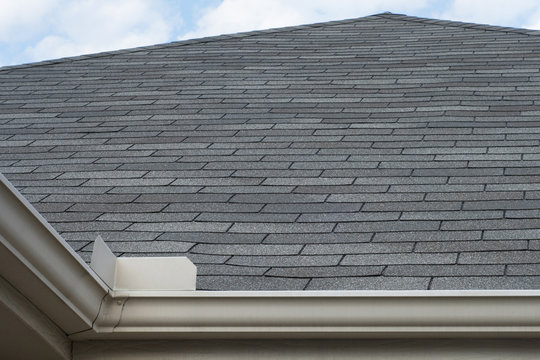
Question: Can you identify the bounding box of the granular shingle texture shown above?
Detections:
[1,13,540,290]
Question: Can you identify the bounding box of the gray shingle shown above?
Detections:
[197,276,309,290]
[427,191,522,201]
[229,222,334,234]
[302,243,413,254]
[136,193,232,203]
[441,218,540,231]
[230,193,327,203]
[195,212,299,222]
[183,253,231,265]
[127,222,232,232]
[96,213,198,222]
[266,266,384,278]
[83,240,194,253]
[328,193,425,202]
[400,210,503,221]
[342,253,457,266]
[262,203,362,213]
[227,255,342,267]
[65,202,166,214]
[191,244,302,256]
[307,277,430,290]
[464,200,540,210]
[373,231,482,242]
[336,220,440,233]
[51,221,130,232]
[163,202,263,213]
[42,194,138,203]
[506,264,540,275]
[264,233,372,244]
[3,12,540,291]
[415,240,528,253]
[157,232,266,244]
[458,251,540,264]
[61,231,160,242]
[363,201,462,212]
[431,276,540,289]
[262,177,354,186]
[384,264,504,276]
[57,170,147,179]
[196,264,269,276]
[298,212,400,222]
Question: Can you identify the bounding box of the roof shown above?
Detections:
[3,172,540,360]
[1,12,539,291]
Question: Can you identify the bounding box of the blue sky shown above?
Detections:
[2,0,540,67]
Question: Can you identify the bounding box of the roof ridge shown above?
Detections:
[377,12,540,36]
[2,12,539,72]
[0,13,384,72]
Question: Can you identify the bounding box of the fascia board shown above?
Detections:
[72,338,540,360]
[0,174,109,334]
[71,289,540,340]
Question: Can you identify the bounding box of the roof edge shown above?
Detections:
[0,173,109,334]
[0,13,383,72]
[1,173,539,356]
[3,12,538,72]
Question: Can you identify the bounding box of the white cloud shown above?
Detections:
[179,0,430,40]
[21,0,181,63]
[0,0,59,43]
[437,0,539,28]
[522,7,540,29]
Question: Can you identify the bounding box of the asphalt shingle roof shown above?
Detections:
[1,13,540,290]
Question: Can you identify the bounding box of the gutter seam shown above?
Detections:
[111,296,127,334]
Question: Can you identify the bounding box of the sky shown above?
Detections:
[2,0,540,67]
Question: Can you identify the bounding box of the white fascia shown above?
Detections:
[1,172,540,345]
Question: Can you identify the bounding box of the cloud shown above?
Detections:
[437,0,539,28]
[179,0,430,40]
[521,6,540,29]
[0,0,59,43]
[20,0,181,63]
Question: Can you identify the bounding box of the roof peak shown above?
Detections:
[2,12,539,72]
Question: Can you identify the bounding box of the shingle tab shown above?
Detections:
[307,277,430,290]
[342,253,457,266]
[431,276,540,290]
[458,251,540,264]
[2,12,540,290]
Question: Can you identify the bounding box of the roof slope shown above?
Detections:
[1,13,539,290]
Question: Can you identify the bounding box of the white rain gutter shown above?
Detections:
[1,173,540,358]
[78,289,540,340]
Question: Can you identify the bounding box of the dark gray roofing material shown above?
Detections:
[1,13,540,290]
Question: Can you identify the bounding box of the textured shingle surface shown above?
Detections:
[1,13,540,290]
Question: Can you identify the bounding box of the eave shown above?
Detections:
[1,172,540,359]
